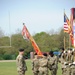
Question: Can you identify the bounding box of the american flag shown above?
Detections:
[64,13,69,33]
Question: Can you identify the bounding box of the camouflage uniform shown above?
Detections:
[32,55,39,75]
[48,55,58,75]
[70,50,75,75]
[66,50,72,75]
[16,54,27,75]
[60,51,68,75]
[39,54,48,75]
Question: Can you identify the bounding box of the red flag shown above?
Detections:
[70,8,75,47]
[22,24,30,40]
[22,23,43,56]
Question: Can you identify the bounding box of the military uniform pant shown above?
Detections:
[66,66,71,75]
[39,67,48,75]
[50,68,57,75]
[62,68,67,75]
[71,68,75,75]
[18,71,25,75]
[33,71,39,75]
[62,67,71,75]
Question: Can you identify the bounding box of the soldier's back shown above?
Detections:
[32,57,39,71]
[39,56,48,75]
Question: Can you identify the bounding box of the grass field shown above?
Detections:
[0,60,62,75]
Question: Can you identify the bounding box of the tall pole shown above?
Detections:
[69,35,71,48]
[64,36,65,49]
[9,11,11,47]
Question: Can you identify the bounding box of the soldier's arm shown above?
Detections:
[18,56,24,70]
[31,60,34,70]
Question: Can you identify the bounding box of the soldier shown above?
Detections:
[65,49,72,75]
[32,52,39,75]
[48,51,58,75]
[59,48,67,75]
[16,48,27,75]
[39,53,48,75]
[59,48,65,58]
[70,49,75,75]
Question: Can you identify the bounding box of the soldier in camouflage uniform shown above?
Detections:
[48,51,58,75]
[16,48,27,75]
[70,49,75,75]
[39,53,48,75]
[32,53,39,75]
[66,49,73,75]
[59,48,67,75]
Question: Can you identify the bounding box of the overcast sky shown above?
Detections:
[0,0,75,35]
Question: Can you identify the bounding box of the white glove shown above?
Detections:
[69,63,72,66]
[64,62,67,65]
[73,62,75,64]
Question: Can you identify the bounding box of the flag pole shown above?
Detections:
[9,11,11,47]
[64,36,65,49]
[64,9,66,49]
[22,23,43,56]
[69,35,71,48]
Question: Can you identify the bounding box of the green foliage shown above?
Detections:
[0,28,71,60]
[3,54,12,60]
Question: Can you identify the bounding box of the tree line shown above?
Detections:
[0,28,72,60]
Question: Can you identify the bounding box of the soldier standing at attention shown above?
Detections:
[39,53,48,75]
[32,53,39,75]
[59,48,66,75]
[16,48,27,75]
[70,49,75,75]
[48,51,58,75]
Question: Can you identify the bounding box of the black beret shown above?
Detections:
[43,53,47,56]
[60,48,64,51]
[19,48,24,52]
[34,52,37,55]
[49,51,53,54]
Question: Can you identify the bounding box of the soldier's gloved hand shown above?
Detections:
[69,63,72,66]
[73,62,75,64]
[64,62,67,65]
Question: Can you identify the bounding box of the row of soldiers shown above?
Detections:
[16,48,58,75]
[16,48,75,75]
[32,48,75,75]
[59,48,75,75]
[32,51,58,75]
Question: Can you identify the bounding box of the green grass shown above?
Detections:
[0,60,62,75]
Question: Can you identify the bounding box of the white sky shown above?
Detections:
[0,0,75,35]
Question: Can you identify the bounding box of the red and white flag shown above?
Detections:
[22,23,30,40]
[22,23,43,56]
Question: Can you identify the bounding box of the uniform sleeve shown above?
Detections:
[32,59,34,70]
[19,56,24,70]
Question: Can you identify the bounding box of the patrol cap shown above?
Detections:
[43,53,47,56]
[61,48,64,50]
[49,51,53,55]
[34,52,37,55]
[19,48,24,52]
